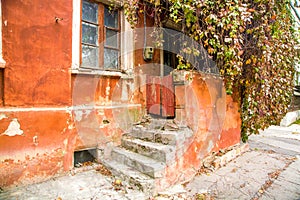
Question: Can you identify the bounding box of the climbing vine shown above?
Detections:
[122,0,300,141]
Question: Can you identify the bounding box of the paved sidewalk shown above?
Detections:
[0,125,300,200]
[0,170,147,200]
[184,150,299,200]
[182,124,300,200]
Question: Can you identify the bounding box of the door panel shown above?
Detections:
[161,75,175,118]
[146,75,175,118]
[146,75,161,116]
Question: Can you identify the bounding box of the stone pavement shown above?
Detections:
[1,124,300,200]
[0,169,147,200]
[182,124,300,200]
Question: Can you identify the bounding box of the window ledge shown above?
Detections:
[71,68,122,77]
[71,68,134,79]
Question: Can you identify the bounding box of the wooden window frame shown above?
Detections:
[103,6,121,71]
[81,0,121,71]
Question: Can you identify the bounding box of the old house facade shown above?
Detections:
[0,0,241,192]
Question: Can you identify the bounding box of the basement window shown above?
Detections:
[74,148,97,167]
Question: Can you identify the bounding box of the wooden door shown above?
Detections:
[146,75,175,118]
[161,75,175,118]
[146,75,161,116]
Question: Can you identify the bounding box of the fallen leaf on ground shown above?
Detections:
[268,170,280,179]
[112,179,123,191]
[231,168,237,173]
[95,164,112,176]
[82,161,93,166]
[114,179,122,186]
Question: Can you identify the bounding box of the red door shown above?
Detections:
[146,75,161,116]
[146,75,175,118]
[161,75,175,117]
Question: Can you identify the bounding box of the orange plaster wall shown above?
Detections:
[184,73,241,153]
[0,0,143,186]
[0,69,3,105]
[134,13,161,76]
[0,105,141,188]
[0,106,141,188]
[73,106,141,150]
[71,74,142,149]
[0,0,145,189]
[132,14,162,111]
[71,74,145,107]
[157,73,241,190]
[2,0,72,106]
[0,0,74,188]
[217,95,241,149]
[71,74,122,106]
[0,1,241,190]
[0,110,76,187]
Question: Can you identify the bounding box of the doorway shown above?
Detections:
[146,27,180,118]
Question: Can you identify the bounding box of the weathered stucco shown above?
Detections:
[2,0,72,106]
[0,110,75,187]
[153,72,241,190]
[0,104,142,187]
[0,0,241,189]
[0,0,142,188]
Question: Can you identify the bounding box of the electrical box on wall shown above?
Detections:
[143,46,154,61]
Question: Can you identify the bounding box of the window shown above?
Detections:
[163,30,179,76]
[81,0,120,70]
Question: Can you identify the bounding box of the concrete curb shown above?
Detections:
[280,110,300,127]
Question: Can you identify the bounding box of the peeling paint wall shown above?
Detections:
[0,69,3,106]
[182,73,241,152]
[0,0,143,188]
[156,72,241,189]
[0,110,76,187]
[2,0,72,106]
[0,0,75,188]
[1,118,23,136]
[0,0,241,189]
[0,105,141,188]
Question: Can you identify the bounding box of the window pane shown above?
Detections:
[82,0,98,23]
[104,48,119,69]
[82,23,98,45]
[82,45,99,68]
[104,7,118,28]
[105,29,118,48]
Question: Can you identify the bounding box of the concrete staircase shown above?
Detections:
[101,119,193,196]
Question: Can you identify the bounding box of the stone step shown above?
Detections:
[147,118,171,129]
[101,159,155,196]
[129,126,193,146]
[250,134,300,153]
[121,136,176,163]
[261,126,300,141]
[111,147,166,178]
[128,127,157,142]
[0,192,11,200]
